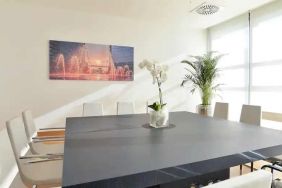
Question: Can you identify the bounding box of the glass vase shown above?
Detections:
[149,107,169,128]
[197,104,212,116]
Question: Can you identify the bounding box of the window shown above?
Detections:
[209,14,249,120]
[251,2,282,113]
[208,0,282,127]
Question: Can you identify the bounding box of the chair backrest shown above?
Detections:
[203,170,272,188]
[213,102,229,120]
[240,104,262,126]
[83,103,104,116]
[6,117,30,177]
[117,102,135,115]
[22,111,47,154]
[146,101,152,114]
[6,117,62,187]
[22,110,36,141]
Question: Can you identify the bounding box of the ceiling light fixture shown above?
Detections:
[196,3,219,15]
[190,1,223,16]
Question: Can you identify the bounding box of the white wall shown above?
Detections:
[0,1,206,187]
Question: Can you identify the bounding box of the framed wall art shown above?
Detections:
[49,40,134,81]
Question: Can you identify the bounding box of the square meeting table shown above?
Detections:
[62,111,282,188]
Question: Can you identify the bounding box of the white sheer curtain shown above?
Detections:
[208,14,249,121]
[251,0,282,114]
[208,0,282,127]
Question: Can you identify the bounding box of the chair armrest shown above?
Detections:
[32,136,64,140]
[32,138,64,143]
[39,127,65,130]
[273,161,282,166]
[20,153,63,159]
[25,158,62,164]
[261,164,282,172]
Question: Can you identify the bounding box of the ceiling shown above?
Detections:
[16,0,275,28]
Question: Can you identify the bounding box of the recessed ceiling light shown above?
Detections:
[196,4,220,15]
[190,1,223,16]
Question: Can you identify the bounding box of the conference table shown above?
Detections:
[62,111,282,187]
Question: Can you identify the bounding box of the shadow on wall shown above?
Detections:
[35,53,200,128]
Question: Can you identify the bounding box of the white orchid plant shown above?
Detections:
[139,60,168,112]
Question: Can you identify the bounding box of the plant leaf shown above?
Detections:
[180,51,225,104]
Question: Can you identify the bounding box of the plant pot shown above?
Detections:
[197,104,212,116]
[149,107,169,128]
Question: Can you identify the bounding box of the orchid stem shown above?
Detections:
[156,72,163,106]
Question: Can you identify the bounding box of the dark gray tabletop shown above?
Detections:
[62,111,282,187]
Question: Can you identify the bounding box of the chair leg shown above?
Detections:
[251,162,254,172]
[240,164,242,175]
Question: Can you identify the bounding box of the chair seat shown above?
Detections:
[30,142,64,154]
[20,158,62,187]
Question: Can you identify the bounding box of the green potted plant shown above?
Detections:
[181,51,223,116]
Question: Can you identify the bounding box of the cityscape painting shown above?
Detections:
[49,40,134,81]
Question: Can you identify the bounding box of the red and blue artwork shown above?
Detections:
[49,40,134,81]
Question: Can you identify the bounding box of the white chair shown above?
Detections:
[22,110,38,141]
[117,102,135,115]
[22,110,64,144]
[83,102,104,116]
[239,104,262,173]
[240,104,262,126]
[203,170,272,188]
[22,111,64,155]
[29,140,64,155]
[22,110,65,132]
[6,117,62,188]
[146,101,151,114]
[213,102,229,120]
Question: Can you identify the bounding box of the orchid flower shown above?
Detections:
[139,60,169,111]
